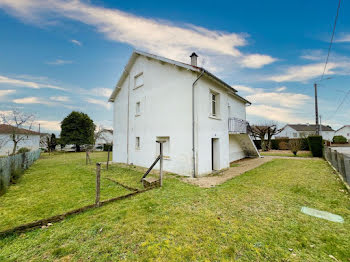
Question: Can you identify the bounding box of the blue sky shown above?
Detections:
[0,0,349,133]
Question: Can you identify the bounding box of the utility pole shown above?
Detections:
[314,83,320,135]
[319,115,322,133]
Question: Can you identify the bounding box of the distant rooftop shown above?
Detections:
[0,124,40,135]
[288,124,334,132]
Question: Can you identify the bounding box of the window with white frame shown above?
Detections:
[134,73,144,89]
[156,136,170,159]
[293,132,298,138]
[210,91,220,117]
[135,137,140,150]
[136,101,141,116]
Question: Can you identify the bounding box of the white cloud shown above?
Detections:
[265,62,339,82]
[275,86,287,92]
[0,0,275,69]
[85,98,111,109]
[335,34,350,43]
[35,120,61,131]
[241,54,277,69]
[231,85,256,93]
[70,39,82,46]
[49,96,70,102]
[46,59,73,65]
[246,92,311,108]
[13,97,55,106]
[0,89,15,98]
[247,104,312,123]
[91,87,113,98]
[0,75,65,90]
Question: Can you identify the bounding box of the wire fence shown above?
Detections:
[324,146,350,187]
[0,149,41,194]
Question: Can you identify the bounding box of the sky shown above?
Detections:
[0,0,350,134]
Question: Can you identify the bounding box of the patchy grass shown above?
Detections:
[0,157,350,261]
[0,152,129,231]
[261,150,313,158]
[230,163,240,167]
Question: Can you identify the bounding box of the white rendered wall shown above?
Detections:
[0,134,40,155]
[229,135,245,162]
[335,126,350,141]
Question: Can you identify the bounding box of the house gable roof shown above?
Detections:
[287,124,334,132]
[108,50,250,105]
[336,125,350,132]
[0,124,40,135]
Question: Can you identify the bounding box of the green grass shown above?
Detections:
[260,151,313,158]
[0,152,129,231]
[1,155,350,261]
[230,163,240,167]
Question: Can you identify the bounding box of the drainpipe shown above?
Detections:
[192,69,205,178]
[126,70,131,164]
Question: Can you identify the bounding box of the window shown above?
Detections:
[136,101,141,116]
[293,132,298,138]
[211,93,216,116]
[156,136,170,159]
[135,137,140,150]
[347,133,350,137]
[134,73,144,89]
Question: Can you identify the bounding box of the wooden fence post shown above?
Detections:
[159,142,163,187]
[107,146,110,170]
[95,163,101,207]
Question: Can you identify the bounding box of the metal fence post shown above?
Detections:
[95,163,101,207]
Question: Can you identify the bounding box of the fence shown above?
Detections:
[324,146,350,187]
[0,149,41,193]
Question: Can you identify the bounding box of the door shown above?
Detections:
[211,138,220,171]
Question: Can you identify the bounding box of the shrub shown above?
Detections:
[103,144,113,151]
[289,139,302,156]
[278,141,289,150]
[17,147,30,154]
[333,135,347,144]
[307,136,323,157]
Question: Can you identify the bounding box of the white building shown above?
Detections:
[109,51,259,177]
[335,125,350,142]
[0,124,40,155]
[276,124,335,141]
[95,129,113,150]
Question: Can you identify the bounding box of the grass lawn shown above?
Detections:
[1,155,350,261]
[260,150,313,158]
[0,152,130,231]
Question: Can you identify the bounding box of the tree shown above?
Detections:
[0,110,35,155]
[289,139,302,156]
[249,123,283,151]
[41,133,57,153]
[60,111,95,152]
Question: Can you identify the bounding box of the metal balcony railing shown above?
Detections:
[228,117,248,134]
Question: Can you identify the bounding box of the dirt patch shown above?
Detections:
[183,156,319,188]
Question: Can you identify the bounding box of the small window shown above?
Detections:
[156,136,170,158]
[211,93,216,116]
[347,133,350,137]
[136,102,141,115]
[134,73,144,89]
[210,91,220,117]
[135,137,140,150]
[293,132,298,138]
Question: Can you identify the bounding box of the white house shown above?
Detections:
[335,125,350,141]
[109,50,259,177]
[0,124,40,155]
[95,129,113,150]
[276,124,335,141]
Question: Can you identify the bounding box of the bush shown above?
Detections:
[103,144,113,151]
[278,141,289,150]
[307,136,323,157]
[333,135,347,144]
[289,139,302,156]
[17,147,30,154]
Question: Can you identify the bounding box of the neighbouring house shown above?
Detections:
[108,50,259,177]
[0,124,40,155]
[335,125,350,142]
[95,129,113,151]
[276,124,335,141]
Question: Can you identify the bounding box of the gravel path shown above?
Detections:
[183,156,321,188]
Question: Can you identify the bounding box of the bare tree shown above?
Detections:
[0,110,35,155]
[249,122,284,151]
[289,139,302,156]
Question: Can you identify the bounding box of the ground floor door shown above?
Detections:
[211,138,220,171]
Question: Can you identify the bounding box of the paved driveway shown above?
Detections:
[331,147,350,156]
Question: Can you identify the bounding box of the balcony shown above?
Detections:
[228,117,248,134]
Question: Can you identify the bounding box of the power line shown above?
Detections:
[320,0,341,82]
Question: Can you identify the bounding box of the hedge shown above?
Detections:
[253,138,309,151]
[333,135,347,144]
[307,135,323,157]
